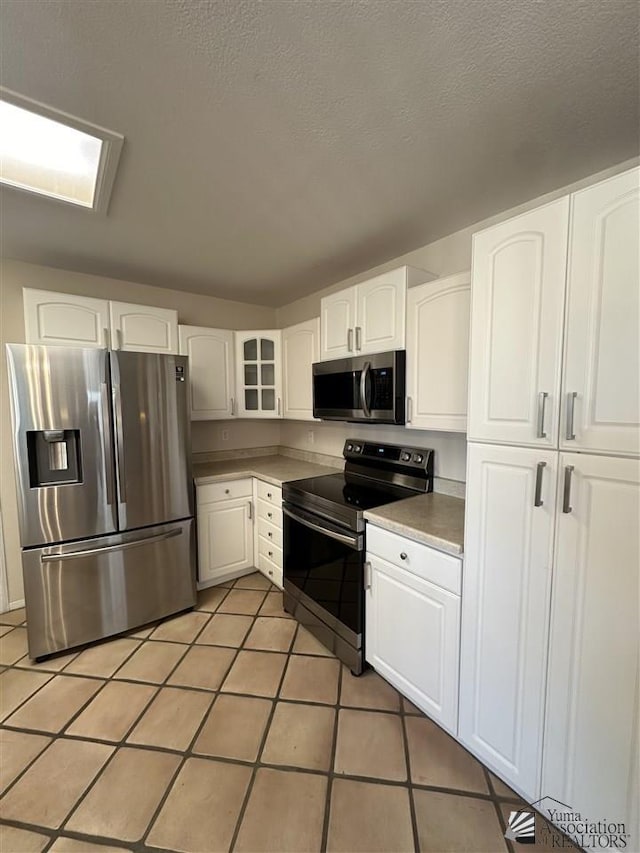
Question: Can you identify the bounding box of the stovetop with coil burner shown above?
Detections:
[283,439,434,532]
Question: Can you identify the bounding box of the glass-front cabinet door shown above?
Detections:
[235,331,283,418]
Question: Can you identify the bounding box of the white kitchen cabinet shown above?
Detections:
[197,479,254,587]
[560,167,640,456]
[235,331,282,418]
[109,301,178,353]
[253,480,283,587]
[366,525,461,735]
[406,271,470,432]
[459,442,558,800]
[320,287,357,360]
[319,266,432,360]
[23,288,179,354]
[282,318,320,421]
[468,198,569,448]
[543,453,639,841]
[23,289,110,348]
[179,326,235,420]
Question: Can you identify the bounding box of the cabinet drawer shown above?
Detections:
[257,550,283,587]
[257,517,283,548]
[197,479,253,505]
[258,535,283,568]
[256,480,282,506]
[366,525,461,595]
[257,500,282,528]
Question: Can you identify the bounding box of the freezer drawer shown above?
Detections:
[22,519,196,659]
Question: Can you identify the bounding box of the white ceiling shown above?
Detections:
[1,0,638,307]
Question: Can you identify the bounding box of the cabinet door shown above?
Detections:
[179,326,235,420]
[406,272,470,432]
[468,198,569,447]
[459,443,557,800]
[197,497,253,584]
[235,331,282,418]
[320,287,357,360]
[356,268,407,354]
[23,288,109,348]
[366,554,460,734]
[282,318,320,421]
[560,167,640,456]
[110,301,178,353]
[543,453,639,842]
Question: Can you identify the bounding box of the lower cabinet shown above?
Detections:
[196,479,254,587]
[458,443,557,801]
[196,477,283,589]
[542,453,639,841]
[365,525,461,735]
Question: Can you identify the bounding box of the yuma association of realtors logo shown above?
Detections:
[505,809,535,844]
[504,796,631,849]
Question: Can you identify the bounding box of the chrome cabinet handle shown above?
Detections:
[248,501,253,520]
[267,492,272,498]
[117,328,123,350]
[103,327,110,348]
[566,392,577,440]
[537,392,548,438]
[364,561,372,590]
[268,550,273,557]
[355,326,362,351]
[225,488,230,495]
[347,328,354,352]
[562,465,575,513]
[230,397,236,416]
[400,552,408,561]
[534,461,546,507]
[268,531,273,538]
[406,396,413,424]
[277,397,281,416]
[267,511,273,519]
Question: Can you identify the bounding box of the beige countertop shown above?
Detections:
[193,454,340,487]
[364,492,465,556]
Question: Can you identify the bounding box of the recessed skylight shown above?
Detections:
[0,89,123,212]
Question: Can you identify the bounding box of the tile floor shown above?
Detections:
[0,573,575,853]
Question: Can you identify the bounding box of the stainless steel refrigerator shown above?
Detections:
[6,344,196,659]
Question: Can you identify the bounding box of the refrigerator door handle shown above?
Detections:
[100,369,116,509]
[40,527,182,563]
[110,355,127,517]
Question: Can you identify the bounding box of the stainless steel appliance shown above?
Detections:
[312,350,406,424]
[283,439,433,674]
[6,344,196,659]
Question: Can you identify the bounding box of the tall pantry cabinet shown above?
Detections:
[460,166,639,840]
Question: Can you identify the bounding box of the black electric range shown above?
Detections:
[282,439,434,674]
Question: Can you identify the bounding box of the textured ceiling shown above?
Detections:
[0,0,638,307]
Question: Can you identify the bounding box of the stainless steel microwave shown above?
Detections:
[312,350,406,424]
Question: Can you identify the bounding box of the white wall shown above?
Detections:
[0,258,277,606]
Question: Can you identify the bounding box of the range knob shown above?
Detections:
[346,443,353,452]
[400,451,412,462]
[413,453,424,464]
[353,444,362,452]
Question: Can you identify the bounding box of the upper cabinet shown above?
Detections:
[23,289,111,348]
[406,271,470,432]
[320,266,433,360]
[560,168,640,456]
[179,326,235,420]
[468,198,570,447]
[23,289,178,354]
[109,301,178,353]
[282,318,320,421]
[468,166,639,457]
[235,331,282,418]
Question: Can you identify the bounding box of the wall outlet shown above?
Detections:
[221,429,229,441]
[307,430,314,444]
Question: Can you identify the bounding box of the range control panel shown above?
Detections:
[343,439,433,471]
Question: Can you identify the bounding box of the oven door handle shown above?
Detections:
[360,361,372,418]
[283,506,362,550]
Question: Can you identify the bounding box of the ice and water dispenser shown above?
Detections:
[26,429,82,487]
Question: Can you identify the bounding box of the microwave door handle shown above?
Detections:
[360,361,372,418]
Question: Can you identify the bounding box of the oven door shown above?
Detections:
[312,350,406,424]
[283,504,364,645]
